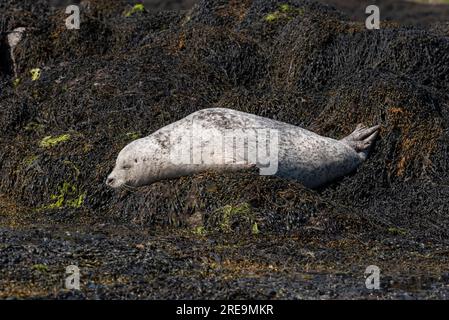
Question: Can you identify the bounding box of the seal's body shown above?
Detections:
[107,108,379,189]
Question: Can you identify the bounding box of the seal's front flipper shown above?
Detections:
[341,124,381,160]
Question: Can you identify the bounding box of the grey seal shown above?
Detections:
[107,108,379,189]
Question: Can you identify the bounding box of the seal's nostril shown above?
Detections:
[107,178,115,186]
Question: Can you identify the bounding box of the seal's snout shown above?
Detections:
[106,177,115,188]
[106,170,121,188]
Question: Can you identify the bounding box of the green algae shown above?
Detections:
[125,4,145,17]
[44,182,86,210]
[39,134,71,148]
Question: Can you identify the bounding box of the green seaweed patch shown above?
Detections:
[22,155,38,167]
[125,132,142,140]
[264,4,305,22]
[192,226,207,236]
[13,78,21,88]
[212,203,260,235]
[125,3,145,17]
[387,227,408,236]
[44,182,86,210]
[66,193,86,209]
[39,134,71,148]
[32,264,49,272]
[25,122,45,133]
[280,4,291,12]
[265,13,278,22]
[30,68,41,81]
[252,222,260,235]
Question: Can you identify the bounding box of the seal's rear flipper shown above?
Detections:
[341,124,380,160]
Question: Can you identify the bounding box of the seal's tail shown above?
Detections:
[341,124,381,161]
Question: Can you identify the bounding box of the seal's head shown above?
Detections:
[106,140,154,189]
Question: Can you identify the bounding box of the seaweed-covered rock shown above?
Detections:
[0,0,449,244]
